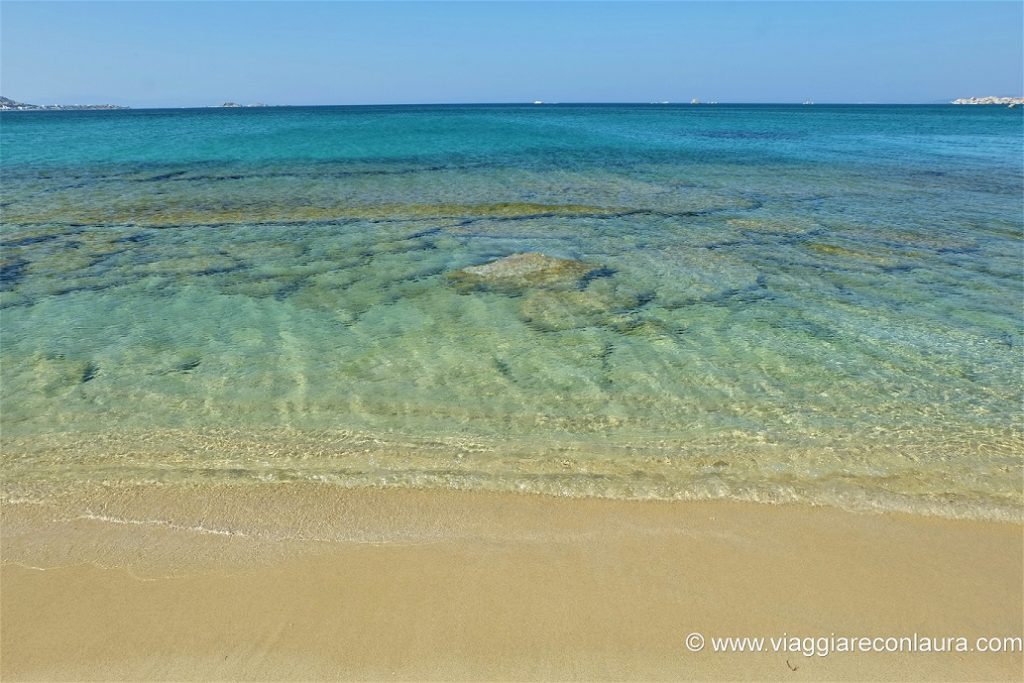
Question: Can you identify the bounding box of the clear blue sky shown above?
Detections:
[2,1,1021,107]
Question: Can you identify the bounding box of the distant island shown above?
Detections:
[219,102,269,108]
[0,96,128,111]
[952,96,1023,106]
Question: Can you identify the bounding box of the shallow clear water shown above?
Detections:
[2,104,1021,519]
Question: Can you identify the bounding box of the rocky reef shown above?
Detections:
[0,200,630,229]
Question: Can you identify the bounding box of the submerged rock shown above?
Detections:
[447,253,662,331]
[518,277,652,332]
[24,353,99,395]
[449,252,598,293]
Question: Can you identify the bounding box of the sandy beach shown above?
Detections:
[2,486,1021,681]
[3,1,1023,681]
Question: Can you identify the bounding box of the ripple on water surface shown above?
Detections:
[1,105,1021,521]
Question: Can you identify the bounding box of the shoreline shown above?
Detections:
[2,484,1022,680]
[4,428,1021,525]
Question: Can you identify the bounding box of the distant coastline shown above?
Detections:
[952,96,1023,106]
[217,102,272,108]
[4,96,1024,111]
[0,96,127,111]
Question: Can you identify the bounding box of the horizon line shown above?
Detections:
[4,100,1011,110]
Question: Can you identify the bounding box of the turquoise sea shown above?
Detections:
[1,104,1021,520]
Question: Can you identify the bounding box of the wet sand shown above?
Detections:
[1,486,1022,681]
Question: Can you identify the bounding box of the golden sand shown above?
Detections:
[1,486,1021,681]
